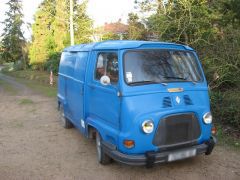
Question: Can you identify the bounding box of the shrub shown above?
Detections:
[200,28,240,91]
[44,52,61,75]
[211,90,240,129]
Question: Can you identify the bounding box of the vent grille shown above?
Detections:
[184,95,193,105]
[162,97,172,108]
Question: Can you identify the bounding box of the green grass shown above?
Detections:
[19,98,34,105]
[3,70,57,98]
[215,124,240,151]
[28,108,36,113]
[1,62,14,73]
[26,81,57,97]
[12,122,24,128]
[4,69,58,86]
[0,79,17,95]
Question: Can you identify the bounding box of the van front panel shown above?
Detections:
[117,48,211,154]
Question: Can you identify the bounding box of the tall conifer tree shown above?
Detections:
[1,0,26,66]
[29,0,56,67]
[29,0,93,68]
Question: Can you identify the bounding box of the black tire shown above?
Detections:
[96,131,112,165]
[59,104,73,129]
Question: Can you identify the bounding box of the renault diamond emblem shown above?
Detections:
[176,96,181,104]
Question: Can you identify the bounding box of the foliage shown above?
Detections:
[29,0,56,68]
[52,0,69,52]
[127,13,146,40]
[215,123,240,151]
[101,32,120,41]
[0,0,26,68]
[43,52,61,74]
[201,28,240,90]
[211,90,240,129]
[146,0,217,45]
[220,0,240,27]
[29,0,93,69]
[74,0,93,44]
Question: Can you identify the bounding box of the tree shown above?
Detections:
[29,0,56,69]
[219,0,240,27]
[29,0,93,69]
[0,0,26,68]
[52,0,70,52]
[147,0,217,46]
[101,32,120,41]
[74,0,93,44]
[127,13,146,40]
[52,0,92,48]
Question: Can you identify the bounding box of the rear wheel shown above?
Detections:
[96,131,112,165]
[59,104,73,129]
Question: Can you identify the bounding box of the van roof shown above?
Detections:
[63,40,194,52]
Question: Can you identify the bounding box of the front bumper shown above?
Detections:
[102,136,216,166]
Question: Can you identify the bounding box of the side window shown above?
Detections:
[75,52,88,81]
[95,52,119,83]
[62,52,76,76]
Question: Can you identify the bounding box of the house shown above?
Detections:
[91,19,128,42]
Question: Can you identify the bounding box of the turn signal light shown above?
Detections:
[211,126,217,135]
[123,140,135,148]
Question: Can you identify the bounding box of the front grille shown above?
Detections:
[153,113,201,148]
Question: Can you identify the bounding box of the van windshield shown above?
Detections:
[124,50,203,85]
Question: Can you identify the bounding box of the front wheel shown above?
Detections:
[96,132,112,165]
[59,104,73,129]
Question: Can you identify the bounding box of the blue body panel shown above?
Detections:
[58,40,212,155]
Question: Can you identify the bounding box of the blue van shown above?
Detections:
[58,40,216,166]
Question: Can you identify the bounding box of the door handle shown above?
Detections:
[80,86,84,95]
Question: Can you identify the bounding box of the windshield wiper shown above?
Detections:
[163,76,198,85]
[128,80,168,86]
[128,80,159,85]
[163,76,187,80]
[188,80,198,85]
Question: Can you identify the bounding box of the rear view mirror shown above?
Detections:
[100,75,111,86]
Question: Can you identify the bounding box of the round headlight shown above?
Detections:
[203,112,212,124]
[142,120,154,134]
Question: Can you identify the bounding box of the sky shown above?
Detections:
[0,0,136,40]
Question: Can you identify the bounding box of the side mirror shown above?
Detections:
[100,75,111,86]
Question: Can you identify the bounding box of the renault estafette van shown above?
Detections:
[57,40,216,167]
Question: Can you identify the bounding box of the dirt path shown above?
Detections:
[0,72,33,95]
[0,73,239,180]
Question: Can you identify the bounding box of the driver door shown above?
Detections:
[87,51,121,129]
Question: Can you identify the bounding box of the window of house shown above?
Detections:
[95,52,119,84]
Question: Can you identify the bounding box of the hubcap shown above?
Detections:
[59,106,66,126]
[96,133,101,161]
